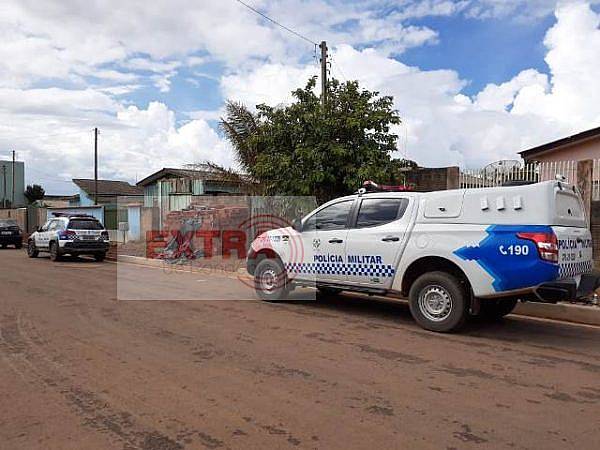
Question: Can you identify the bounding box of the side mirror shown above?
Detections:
[292,218,302,232]
[36,226,42,232]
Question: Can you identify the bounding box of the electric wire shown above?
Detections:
[234,0,317,46]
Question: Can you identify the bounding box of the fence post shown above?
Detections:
[446,167,460,190]
[577,159,593,228]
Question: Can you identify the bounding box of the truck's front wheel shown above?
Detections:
[254,258,289,302]
[409,271,468,332]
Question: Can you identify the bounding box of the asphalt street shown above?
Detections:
[1,248,599,449]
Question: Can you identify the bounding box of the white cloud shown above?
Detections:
[222,63,320,108]
[2,0,600,195]
[221,2,600,168]
[466,0,600,20]
[109,102,234,179]
[0,97,234,194]
[474,69,549,112]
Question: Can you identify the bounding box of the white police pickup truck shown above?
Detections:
[247,180,599,332]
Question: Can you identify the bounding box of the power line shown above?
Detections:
[330,53,348,82]
[233,0,317,46]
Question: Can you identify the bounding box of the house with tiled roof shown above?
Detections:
[70,178,144,232]
[519,126,600,163]
[71,179,143,205]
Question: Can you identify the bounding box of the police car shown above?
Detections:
[27,214,109,262]
[247,180,599,332]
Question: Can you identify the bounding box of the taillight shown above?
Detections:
[59,230,77,240]
[517,232,558,262]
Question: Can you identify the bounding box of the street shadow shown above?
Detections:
[38,254,104,263]
[282,291,600,354]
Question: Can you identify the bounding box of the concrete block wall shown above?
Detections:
[590,201,600,263]
[404,166,460,191]
[147,204,251,263]
[0,208,27,231]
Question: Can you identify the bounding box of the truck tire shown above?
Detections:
[49,241,62,262]
[409,271,468,332]
[27,240,39,258]
[94,252,106,262]
[254,258,289,302]
[480,298,518,320]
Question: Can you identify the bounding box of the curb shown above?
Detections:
[116,255,248,278]
[117,254,164,267]
[513,302,600,327]
[116,255,600,327]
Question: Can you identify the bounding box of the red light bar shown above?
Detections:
[362,180,413,192]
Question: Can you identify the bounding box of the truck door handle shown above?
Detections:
[381,236,400,242]
[328,238,344,244]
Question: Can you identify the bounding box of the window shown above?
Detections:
[68,219,104,230]
[47,220,60,231]
[355,198,408,228]
[0,219,18,227]
[304,201,353,231]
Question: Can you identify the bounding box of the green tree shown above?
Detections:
[221,77,401,203]
[24,184,45,203]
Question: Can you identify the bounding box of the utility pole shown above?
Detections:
[319,41,328,108]
[11,150,15,207]
[94,127,98,205]
[1,164,6,209]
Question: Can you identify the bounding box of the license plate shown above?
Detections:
[1,231,11,235]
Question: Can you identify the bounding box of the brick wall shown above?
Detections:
[0,208,27,230]
[145,201,251,272]
[404,167,460,191]
[590,201,600,263]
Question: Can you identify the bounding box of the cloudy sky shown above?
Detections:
[1,0,600,194]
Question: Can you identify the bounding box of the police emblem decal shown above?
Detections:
[312,238,321,250]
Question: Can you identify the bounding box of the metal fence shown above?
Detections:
[460,160,579,190]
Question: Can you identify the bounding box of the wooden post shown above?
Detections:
[319,41,327,109]
[94,127,99,205]
[577,159,593,228]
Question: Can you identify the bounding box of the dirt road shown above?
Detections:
[1,249,599,449]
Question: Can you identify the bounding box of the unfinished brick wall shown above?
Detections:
[404,167,460,191]
[590,201,600,263]
[0,208,27,231]
[146,203,251,266]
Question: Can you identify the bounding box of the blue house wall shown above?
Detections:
[0,160,26,207]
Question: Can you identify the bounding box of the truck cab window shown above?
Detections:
[355,198,408,228]
[303,200,353,231]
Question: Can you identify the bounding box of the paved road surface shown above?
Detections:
[1,249,599,449]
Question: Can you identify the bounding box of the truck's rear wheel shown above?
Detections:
[409,271,468,332]
[254,258,289,302]
[480,298,518,320]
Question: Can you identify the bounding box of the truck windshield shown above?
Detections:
[67,219,104,230]
[0,219,18,227]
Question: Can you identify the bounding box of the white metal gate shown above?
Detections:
[460,161,578,190]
